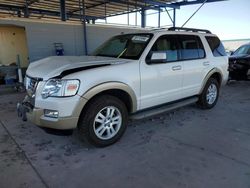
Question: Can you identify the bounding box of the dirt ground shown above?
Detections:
[0,81,250,188]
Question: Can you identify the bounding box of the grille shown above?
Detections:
[25,76,42,97]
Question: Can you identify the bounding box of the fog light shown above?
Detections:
[44,109,59,118]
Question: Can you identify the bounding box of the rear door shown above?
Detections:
[178,34,209,98]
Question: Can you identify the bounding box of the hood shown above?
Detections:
[26,56,131,80]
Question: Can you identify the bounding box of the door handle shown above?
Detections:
[172,65,182,71]
[203,61,210,66]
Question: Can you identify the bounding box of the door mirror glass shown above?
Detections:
[148,52,167,64]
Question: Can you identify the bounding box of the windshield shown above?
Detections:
[233,45,250,56]
[92,33,153,60]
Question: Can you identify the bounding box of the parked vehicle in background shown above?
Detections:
[229,44,250,81]
[17,27,229,147]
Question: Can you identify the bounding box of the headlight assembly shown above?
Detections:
[41,79,80,99]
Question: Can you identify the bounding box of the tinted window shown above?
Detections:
[179,35,205,60]
[148,35,178,62]
[233,45,250,55]
[205,36,226,57]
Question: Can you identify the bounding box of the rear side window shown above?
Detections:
[178,35,205,60]
[205,36,226,57]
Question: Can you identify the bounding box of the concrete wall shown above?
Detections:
[0,18,144,65]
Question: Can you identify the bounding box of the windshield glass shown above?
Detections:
[233,45,250,55]
[92,33,153,60]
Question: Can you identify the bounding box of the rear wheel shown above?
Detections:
[78,95,128,147]
[198,78,219,109]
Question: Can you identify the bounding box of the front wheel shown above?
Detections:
[78,95,128,147]
[197,78,219,109]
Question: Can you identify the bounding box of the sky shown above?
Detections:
[102,0,250,40]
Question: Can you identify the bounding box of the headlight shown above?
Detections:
[41,79,80,99]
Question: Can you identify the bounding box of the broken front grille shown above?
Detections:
[25,76,42,97]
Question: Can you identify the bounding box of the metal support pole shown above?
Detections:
[82,0,88,55]
[127,0,129,25]
[24,0,29,18]
[135,0,137,26]
[173,8,176,27]
[135,11,137,26]
[17,10,21,17]
[141,8,146,28]
[78,0,83,22]
[181,0,208,27]
[60,0,66,21]
[105,3,107,24]
[158,8,161,28]
[165,8,174,23]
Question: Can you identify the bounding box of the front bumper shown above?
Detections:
[28,108,79,130]
[17,95,88,130]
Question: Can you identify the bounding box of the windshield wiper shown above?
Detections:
[117,48,127,58]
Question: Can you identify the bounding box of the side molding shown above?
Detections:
[82,82,137,113]
[199,68,223,94]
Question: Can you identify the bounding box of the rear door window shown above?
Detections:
[205,36,226,57]
[178,35,206,60]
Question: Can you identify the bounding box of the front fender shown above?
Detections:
[81,82,137,113]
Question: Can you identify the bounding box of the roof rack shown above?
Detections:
[168,27,212,34]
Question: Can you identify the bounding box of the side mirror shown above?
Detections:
[147,52,167,64]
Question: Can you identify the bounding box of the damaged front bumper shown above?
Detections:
[17,95,34,121]
[17,95,82,130]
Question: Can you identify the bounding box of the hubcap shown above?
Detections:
[206,83,218,105]
[93,106,122,140]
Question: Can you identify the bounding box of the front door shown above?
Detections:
[140,35,183,110]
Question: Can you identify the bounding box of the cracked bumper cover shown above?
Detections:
[18,95,88,130]
[26,108,79,130]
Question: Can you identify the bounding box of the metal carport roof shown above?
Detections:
[0,0,226,22]
[0,0,227,55]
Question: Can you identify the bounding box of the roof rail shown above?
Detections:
[168,27,212,34]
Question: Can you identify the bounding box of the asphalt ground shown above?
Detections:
[0,81,250,188]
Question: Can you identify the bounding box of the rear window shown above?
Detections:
[178,35,206,60]
[205,36,226,57]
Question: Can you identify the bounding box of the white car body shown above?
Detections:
[22,29,228,131]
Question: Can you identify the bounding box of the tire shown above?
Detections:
[78,95,128,147]
[197,78,220,109]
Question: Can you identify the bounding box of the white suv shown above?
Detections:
[18,27,228,147]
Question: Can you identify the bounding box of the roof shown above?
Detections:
[0,0,227,22]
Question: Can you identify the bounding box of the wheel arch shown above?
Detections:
[81,82,137,114]
[199,68,223,94]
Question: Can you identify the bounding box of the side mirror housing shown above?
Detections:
[147,52,167,64]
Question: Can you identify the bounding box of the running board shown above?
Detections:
[130,97,199,120]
